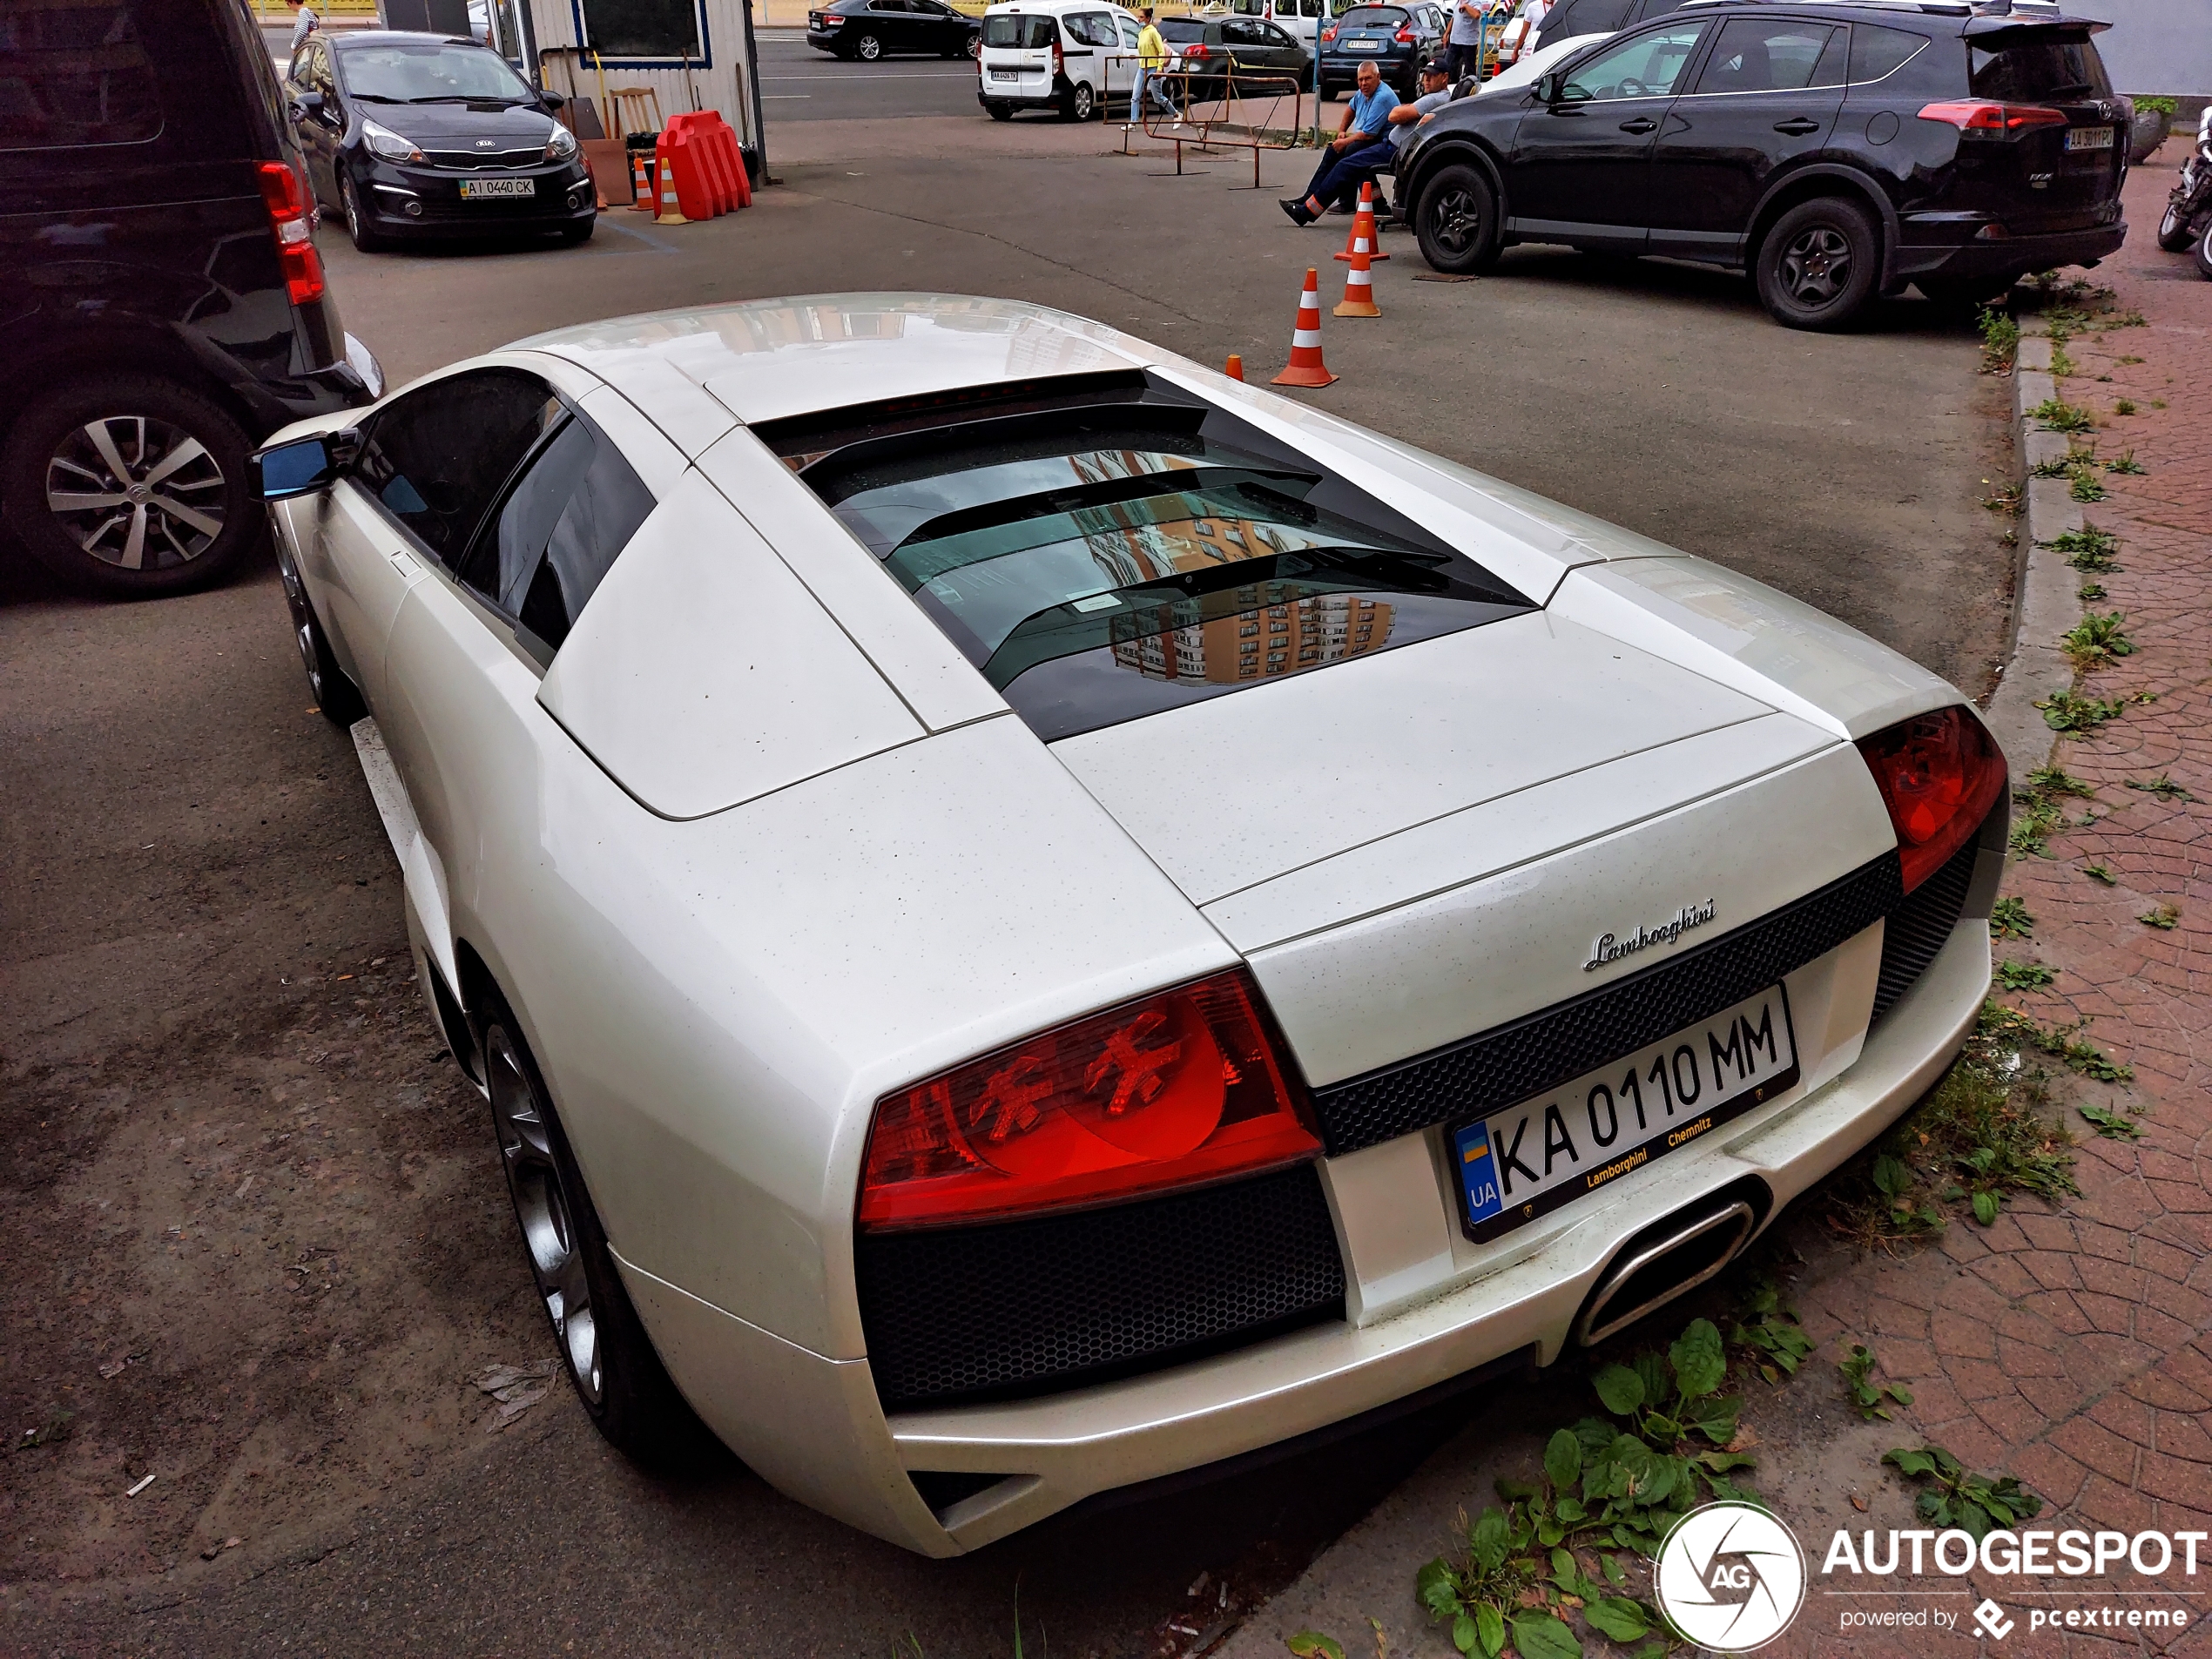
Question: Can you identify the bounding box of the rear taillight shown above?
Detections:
[1052,36,1064,74]
[858,968,1321,1231]
[1917,100,2068,135]
[256,160,325,307]
[1186,41,1210,57]
[1320,25,1335,42]
[1395,24,1414,41]
[1855,706,2006,895]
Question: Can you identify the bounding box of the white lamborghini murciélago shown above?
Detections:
[254,294,2006,1556]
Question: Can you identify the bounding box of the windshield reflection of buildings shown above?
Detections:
[1059,452,1397,684]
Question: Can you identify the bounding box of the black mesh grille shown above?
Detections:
[1312,854,1904,1157]
[1871,837,1979,1024]
[858,1164,1345,1412]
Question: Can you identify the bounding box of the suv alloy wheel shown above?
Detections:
[1755,197,1878,331]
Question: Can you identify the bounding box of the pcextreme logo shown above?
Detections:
[1654,1502,1808,1649]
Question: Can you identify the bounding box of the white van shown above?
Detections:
[1221,0,1350,60]
[978,1,1145,122]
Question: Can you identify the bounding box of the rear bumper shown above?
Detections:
[624,912,1989,1556]
[978,71,1071,111]
[1319,50,1415,83]
[1893,221,2128,280]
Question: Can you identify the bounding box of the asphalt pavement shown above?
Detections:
[2,70,2017,1659]
[757,29,989,121]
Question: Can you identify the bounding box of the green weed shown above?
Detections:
[2008,797,2060,856]
[1995,960,2055,990]
[1989,896,2033,938]
[1976,307,2019,373]
[2027,397,2095,434]
[2070,469,2107,502]
[2139,903,2181,931]
[2078,583,2107,602]
[2126,773,2195,802]
[2113,399,2137,416]
[2047,524,2118,571]
[1840,1345,1913,1421]
[2047,343,2076,378]
[1731,1275,1816,1385]
[2103,450,2148,475]
[2034,689,2125,732]
[1981,481,2023,515]
[2060,611,2134,671]
[1883,1447,2042,1541]
[2026,765,2095,798]
[1982,1001,2132,1083]
[2077,1102,2142,1141]
[2083,862,2116,885]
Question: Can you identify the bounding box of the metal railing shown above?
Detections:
[1116,57,1310,185]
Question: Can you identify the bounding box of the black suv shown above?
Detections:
[1397,0,2128,328]
[0,0,376,596]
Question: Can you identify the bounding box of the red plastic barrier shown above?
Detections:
[656,111,751,219]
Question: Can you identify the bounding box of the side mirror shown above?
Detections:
[250,428,361,501]
[290,90,325,122]
[542,90,566,110]
[1533,71,1557,100]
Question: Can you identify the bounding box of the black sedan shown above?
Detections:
[1318,3,1447,99]
[285,30,595,251]
[807,0,982,60]
[1156,16,1312,97]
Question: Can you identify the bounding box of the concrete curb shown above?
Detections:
[1980,329,2084,790]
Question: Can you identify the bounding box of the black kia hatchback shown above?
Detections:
[0,0,375,597]
[285,30,595,252]
[1395,0,2128,328]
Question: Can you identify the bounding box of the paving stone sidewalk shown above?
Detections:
[1216,152,2211,1659]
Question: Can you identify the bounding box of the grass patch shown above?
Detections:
[2104,449,2148,475]
[1840,1345,1912,1421]
[2060,610,2134,671]
[1884,1447,2043,1540]
[2139,903,2181,931]
[1981,481,2023,515]
[2083,862,2116,885]
[2116,354,2143,365]
[2078,582,2107,602]
[2047,524,2118,571]
[2126,773,2195,802]
[1989,896,2033,938]
[1995,960,2055,990]
[2029,450,2087,479]
[2027,397,2096,434]
[1977,306,2019,373]
[1982,1001,2132,1083]
[2008,797,2060,856]
[2047,343,2076,378]
[2070,469,2107,502]
[2035,689,2125,732]
[2027,765,2096,798]
[2078,1102,2142,1141]
[2114,398,2137,415]
[2107,309,2147,328]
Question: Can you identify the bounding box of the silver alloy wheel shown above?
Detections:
[487,1026,602,1405]
[273,541,327,703]
[965,33,980,57]
[1071,81,1094,119]
[342,174,364,244]
[1779,224,1853,308]
[44,415,226,570]
[857,31,881,58]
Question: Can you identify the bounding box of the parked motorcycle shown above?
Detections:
[2155,105,2212,279]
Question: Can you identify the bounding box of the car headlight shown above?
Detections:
[361,118,423,164]
[544,123,578,162]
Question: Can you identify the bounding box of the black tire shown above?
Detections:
[3,374,260,597]
[475,988,718,1470]
[854,31,882,60]
[1755,196,1878,331]
[1917,275,2016,313]
[274,536,367,725]
[340,172,391,253]
[1062,79,1095,121]
[2155,199,2193,253]
[985,98,1014,120]
[2195,219,2212,280]
[1414,161,1501,274]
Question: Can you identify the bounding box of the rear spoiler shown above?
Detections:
[1962,15,2110,38]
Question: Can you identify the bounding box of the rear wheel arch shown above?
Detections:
[1744,165,1898,278]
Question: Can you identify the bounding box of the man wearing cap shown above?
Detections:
[1278,58,1396,226]
[1384,57,1459,218]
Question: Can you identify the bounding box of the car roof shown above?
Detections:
[329,30,488,47]
[512,294,1155,431]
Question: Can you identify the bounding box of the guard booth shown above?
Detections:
[516,0,768,176]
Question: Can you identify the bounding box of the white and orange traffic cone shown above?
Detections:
[630,152,653,212]
[1334,180,1388,263]
[1333,238,1379,318]
[653,154,687,226]
[1224,353,1244,381]
[1271,268,1336,388]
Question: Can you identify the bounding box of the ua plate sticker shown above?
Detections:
[1451,984,1799,1244]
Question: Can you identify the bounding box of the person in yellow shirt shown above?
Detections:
[1131,7,1176,122]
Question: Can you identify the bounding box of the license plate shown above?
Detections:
[459,178,535,199]
[1347,39,1380,49]
[1450,985,1798,1244]
[2065,126,2114,151]
[991,68,1019,79]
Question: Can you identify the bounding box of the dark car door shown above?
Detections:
[859,0,914,53]
[1646,15,1846,260]
[911,0,968,52]
[293,37,343,207]
[1502,17,1708,248]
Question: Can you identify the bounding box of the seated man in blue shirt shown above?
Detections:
[1280,60,1398,226]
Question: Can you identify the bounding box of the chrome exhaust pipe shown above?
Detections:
[1575,1196,1758,1347]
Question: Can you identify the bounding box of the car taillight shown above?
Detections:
[257,160,325,307]
[1320,25,1335,41]
[1052,37,1064,74]
[1186,41,1210,56]
[1917,100,2068,135]
[858,968,1321,1231]
[1395,24,1414,41]
[1855,706,2006,895]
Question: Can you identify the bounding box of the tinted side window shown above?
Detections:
[1848,24,1928,85]
[0,0,160,151]
[1969,36,2110,101]
[1068,11,1118,46]
[462,414,657,651]
[355,369,562,570]
[1693,19,1838,94]
[1561,21,1705,99]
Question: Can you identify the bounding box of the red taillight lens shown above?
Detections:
[1052,37,1064,73]
[257,160,324,306]
[1187,41,1210,56]
[1320,26,1335,42]
[1856,706,2006,895]
[1395,25,1414,41]
[858,969,1321,1231]
[1917,100,2068,134]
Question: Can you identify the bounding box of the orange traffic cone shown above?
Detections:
[1333,180,1389,263]
[630,152,653,212]
[1271,268,1336,388]
[1224,354,1244,381]
[1334,239,1379,318]
[653,154,687,226]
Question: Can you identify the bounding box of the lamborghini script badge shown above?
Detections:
[1585,899,1717,973]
